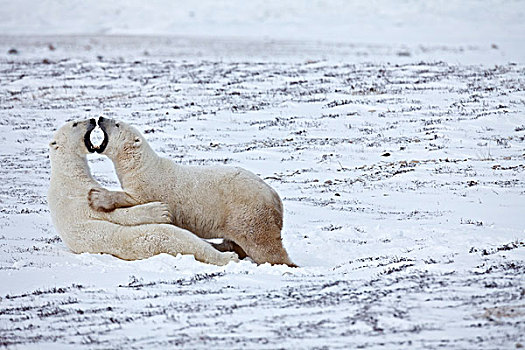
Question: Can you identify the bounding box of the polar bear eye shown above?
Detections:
[72,122,78,127]
[115,123,120,128]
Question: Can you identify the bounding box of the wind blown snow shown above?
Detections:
[0,1,524,349]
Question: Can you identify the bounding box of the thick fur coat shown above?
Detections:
[47,119,238,265]
[90,117,296,266]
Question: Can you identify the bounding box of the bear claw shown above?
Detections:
[88,188,116,212]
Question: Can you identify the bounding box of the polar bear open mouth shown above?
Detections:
[84,124,108,153]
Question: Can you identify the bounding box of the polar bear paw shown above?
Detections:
[88,188,117,212]
[139,202,173,224]
[218,251,240,265]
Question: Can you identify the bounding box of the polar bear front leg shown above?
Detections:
[96,202,173,226]
[88,188,138,212]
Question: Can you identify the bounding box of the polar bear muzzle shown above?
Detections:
[95,116,110,154]
[83,118,108,153]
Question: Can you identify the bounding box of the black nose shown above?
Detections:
[89,118,96,125]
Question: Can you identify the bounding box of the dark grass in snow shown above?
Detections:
[0,36,524,349]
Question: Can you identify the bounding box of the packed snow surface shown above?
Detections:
[0,1,525,349]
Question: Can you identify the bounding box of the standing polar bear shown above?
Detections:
[89,117,297,267]
[47,118,238,265]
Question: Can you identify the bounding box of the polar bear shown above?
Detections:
[88,117,297,267]
[47,118,238,265]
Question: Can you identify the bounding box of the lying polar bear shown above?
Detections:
[88,117,296,267]
[47,118,238,265]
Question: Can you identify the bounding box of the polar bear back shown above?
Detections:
[124,158,282,238]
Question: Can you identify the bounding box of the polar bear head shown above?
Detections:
[97,117,152,169]
[49,118,100,158]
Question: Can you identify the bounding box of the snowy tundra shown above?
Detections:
[0,32,524,350]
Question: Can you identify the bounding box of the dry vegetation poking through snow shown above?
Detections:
[0,36,524,349]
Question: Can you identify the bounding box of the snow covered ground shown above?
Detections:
[1,1,525,349]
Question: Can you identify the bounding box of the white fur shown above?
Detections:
[92,118,296,266]
[47,119,238,265]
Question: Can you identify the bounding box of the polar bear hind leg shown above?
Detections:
[80,221,238,266]
[223,204,297,267]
